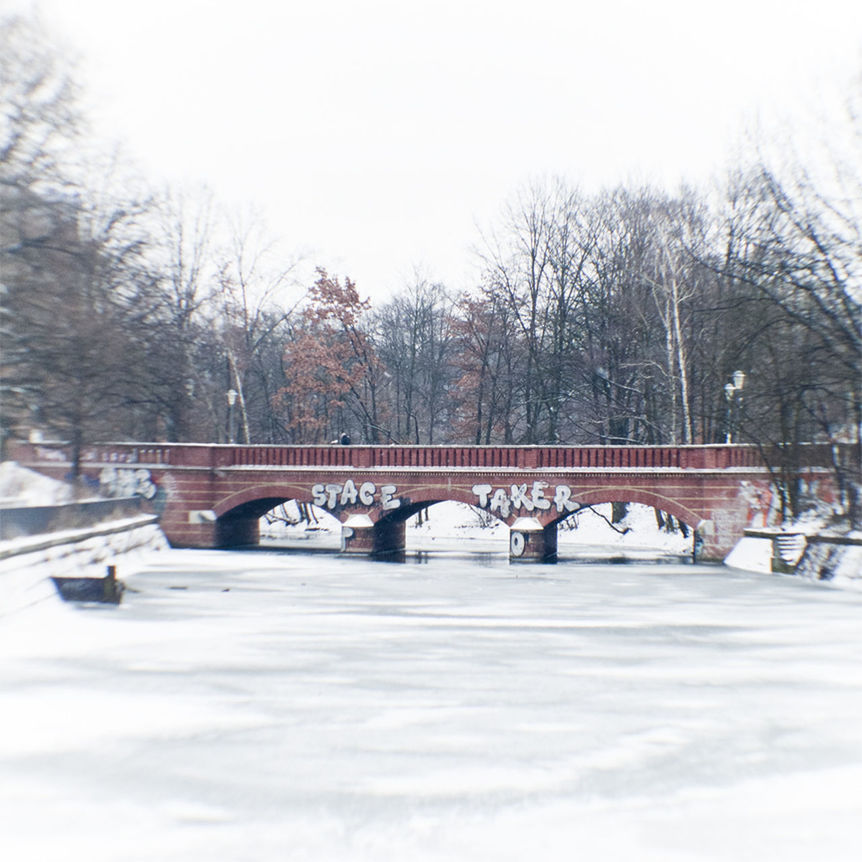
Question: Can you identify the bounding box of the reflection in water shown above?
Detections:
[392,549,503,566]
[259,536,693,566]
[392,550,693,566]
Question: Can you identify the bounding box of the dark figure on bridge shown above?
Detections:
[340,432,351,445]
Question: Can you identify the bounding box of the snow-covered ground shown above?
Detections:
[2,549,862,861]
[0,459,75,506]
[0,463,169,616]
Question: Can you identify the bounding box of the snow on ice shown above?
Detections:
[2,463,862,860]
[2,547,862,861]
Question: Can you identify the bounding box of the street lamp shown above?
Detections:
[724,371,746,443]
[227,389,238,444]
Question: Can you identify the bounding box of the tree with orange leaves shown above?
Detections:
[274,269,386,443]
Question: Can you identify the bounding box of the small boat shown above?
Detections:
[51,566,124,604]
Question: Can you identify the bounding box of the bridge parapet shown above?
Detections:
[154,443,771,471]
[13,440,840,473]
[14,440,807,473]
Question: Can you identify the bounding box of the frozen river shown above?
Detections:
[2,548,862,861]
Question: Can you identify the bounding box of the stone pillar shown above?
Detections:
[509,517,557,563]
[215,514,260,547]
[341,514,375,554]
[341,514,406,557]
[372,517,406,557]
[695,518,736,562]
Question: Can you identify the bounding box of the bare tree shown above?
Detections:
[140,186,220,441]
[450,287,519,444]
[374,273,456,443]
[0,13,157,473]
[720,160,862,522]
[214,211,303,442]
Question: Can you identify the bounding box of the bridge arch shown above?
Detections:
[213,483,317,519]
[549,488,707,533]
[213,484,327,547]
[211,481,708,553]
[376,487,501,523]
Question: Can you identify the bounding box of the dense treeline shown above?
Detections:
[1,14,859,523]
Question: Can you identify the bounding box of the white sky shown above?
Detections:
[8,0,862,298]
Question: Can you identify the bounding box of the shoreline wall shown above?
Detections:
[0,516,168,617]
[0,497,144,541]
[796,535,862,585]
[737,527,861,585]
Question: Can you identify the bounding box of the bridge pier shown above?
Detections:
[341,514,406,557]
[216,513,260,547]
[509,518,557,563]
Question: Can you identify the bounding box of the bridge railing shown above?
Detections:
[14,440,820,472]
[217,443,768,470]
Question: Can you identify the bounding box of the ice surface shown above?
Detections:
[2,548,862,861]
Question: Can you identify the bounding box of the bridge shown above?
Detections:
[12,440,837,562]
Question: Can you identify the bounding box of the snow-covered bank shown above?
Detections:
[724,536,773,574]
[797,534,862,588]
[0,463,168,617]
[0,459,75,506]
[724,521,861,588]
[0,519,169,617]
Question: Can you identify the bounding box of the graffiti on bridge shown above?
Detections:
[99,466,158,500]
[472,482,580,517]
[311,480,401,511]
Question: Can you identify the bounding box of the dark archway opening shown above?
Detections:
[216,497,340,548]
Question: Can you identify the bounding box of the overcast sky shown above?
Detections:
[10,0,862,298]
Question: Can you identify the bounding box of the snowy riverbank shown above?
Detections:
[0,463,169,616]
[0,518,169,617]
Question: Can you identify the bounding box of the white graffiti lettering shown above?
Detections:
[472,483,492,508]
[489,488,511,517]
[324,483,342,508]
[553,484,579,513]
[510,483,532,511]
[472,482,581,515]
[309,480,401,511]
[359,481,376,505]
[99,466,157,500]
[340,478,359,506]
[311,484,327,507]
[380,484,399,510]
[531,481,551,511]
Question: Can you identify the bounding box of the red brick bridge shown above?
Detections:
[13,441,837,562]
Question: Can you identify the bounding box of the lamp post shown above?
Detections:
[724,371,745,443]
[227,388,238,444]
